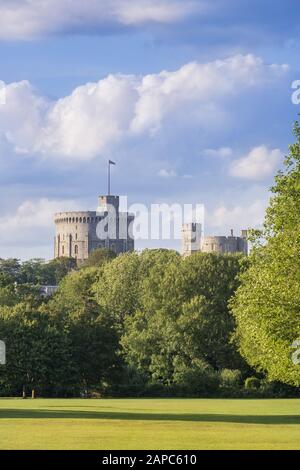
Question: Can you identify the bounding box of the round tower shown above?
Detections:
[54,196,135,263]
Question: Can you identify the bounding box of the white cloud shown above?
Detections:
[37,75,139,159]
[0,80,49,152]
[0,198,80,247]
[202,147,233,158]
[0,0,202,40]
[0,55,288,162]
[130,55,287,134]
[208,199,268,232]
[158,168,177,178]
[229,145,282,180]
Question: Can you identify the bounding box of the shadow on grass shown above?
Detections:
[0,409,299,424]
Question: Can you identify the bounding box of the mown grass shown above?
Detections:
[0,398,299,449]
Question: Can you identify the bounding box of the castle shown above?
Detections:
[54,195,135,263]
[182,224,248,256]
[54,194,247,262]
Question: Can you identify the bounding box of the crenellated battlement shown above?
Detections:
[55,211,100,224]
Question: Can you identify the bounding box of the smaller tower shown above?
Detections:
[97,195,119,213]
[181,223,202,257]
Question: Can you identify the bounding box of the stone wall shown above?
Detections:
[201,234,248,255]
[181,225,248,256]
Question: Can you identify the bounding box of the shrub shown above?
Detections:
[174,359,220,396]
[219,369,242,389]
[244,376,260,390]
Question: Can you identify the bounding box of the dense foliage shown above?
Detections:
[231,123,300,387]
[0,248,264,397]
[0,256,76,286]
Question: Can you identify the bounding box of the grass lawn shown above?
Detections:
[0,398,299,449]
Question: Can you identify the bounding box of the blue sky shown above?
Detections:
[0,0,299,259]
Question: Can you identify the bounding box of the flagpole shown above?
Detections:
[108,160,116,195]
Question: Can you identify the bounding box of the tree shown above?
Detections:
[0,259,21,282]
[48,268,120,392]
[44,257,77,284]
[49,267,100,317]
[231,121,300,387]
[0,303,75,396]
[0,257,76,288]
[0,270,42,308]
[81,248,116,269]
[121,251,246,386]
[20,259,48,284]
[93,251,142,329]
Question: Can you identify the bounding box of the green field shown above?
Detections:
[0,398,300,449]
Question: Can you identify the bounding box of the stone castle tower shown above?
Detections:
[182,224,248,256]
[181,222,203,256]
[54,195,134,263]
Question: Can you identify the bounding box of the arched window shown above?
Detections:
[74,245,78,255]
[62,245,65,255]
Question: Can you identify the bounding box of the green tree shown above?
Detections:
[81,248,116,269]
[0,270,42,308]
[0,257,75,289]
[93,251,142,329]
[44,257,77,284]
[122,251,245,386]
[49,268,120,392]
[0,303,75,396]
[20,259,48,284]
[231,122,300,387]
[0,259,21,282]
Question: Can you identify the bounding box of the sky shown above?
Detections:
[0,0,299,259]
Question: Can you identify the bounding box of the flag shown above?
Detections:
[109,160,116,165]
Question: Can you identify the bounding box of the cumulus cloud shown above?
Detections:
[0,198,80,247]
[229,145,282,180]
[208,199,268,232]
[0,80,49,153]
[0,0,202,40]
[0,55,288,162]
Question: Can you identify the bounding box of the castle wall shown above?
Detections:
[54,211,96,262]
[181,226,248,257]
[201,235,248,255]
